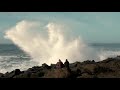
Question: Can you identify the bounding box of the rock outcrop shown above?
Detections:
[1,57,120,78]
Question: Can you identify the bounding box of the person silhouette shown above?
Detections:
[64,59,71,72]
[64,59,69,69]
[56,59,64,69]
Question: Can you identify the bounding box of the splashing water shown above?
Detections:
[5,20,100,65]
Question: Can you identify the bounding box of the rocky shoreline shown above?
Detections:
[1,56,120,78]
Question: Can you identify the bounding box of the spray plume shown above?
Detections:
[5,20,100,65]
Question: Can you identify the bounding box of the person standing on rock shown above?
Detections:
[64,59,71,73]
[56,59,64,69]
[64,59,69,69]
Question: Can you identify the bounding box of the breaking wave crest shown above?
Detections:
[4,20,100,65]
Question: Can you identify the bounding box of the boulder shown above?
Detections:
[3,69,21,78]
[14,69,21,75]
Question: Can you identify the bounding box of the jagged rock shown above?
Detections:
[2,56,120,78]
[83,60,95,64]
[42,63,51,69]
[14,69,21,75]
[100,58,115,63]
[14,72,31,78]
[27,66,42,73]
[4,69,21,78]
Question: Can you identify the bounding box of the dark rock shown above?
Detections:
[69,62,81,68]
[78,73,95,78]
[42,63,51,69]
[14,72,31,78]
[27,66,41,73]
[83,60,95,64]
[50,64,56,69]
[2,56,120,78]
[100,58,114,63]
[92,60,95,62]
[14,69,21,75]
[0,73,4,77]
[4,71,15,78]
[29,72,44,78]
[94,66,113,74]
[4,69,21,78]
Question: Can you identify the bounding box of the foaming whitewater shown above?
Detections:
[99,50,120,60]
[5,20,101,66]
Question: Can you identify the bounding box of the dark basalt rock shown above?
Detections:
[3,69,21,78]
[2,56,120,78]
[27,66,42,73]
[15,69,21,75]
[42,63,51,69]
[0,73,4,78]
[50,64,56,69]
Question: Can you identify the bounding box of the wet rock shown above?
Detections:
[2,56,120,78]
[4,69,21,78]
[100,58,115,63]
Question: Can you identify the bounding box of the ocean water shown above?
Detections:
[0,43,120,73]
[0,44,38,73]
[90,43,120,61]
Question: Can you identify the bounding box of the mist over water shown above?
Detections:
[4,20,101,65]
